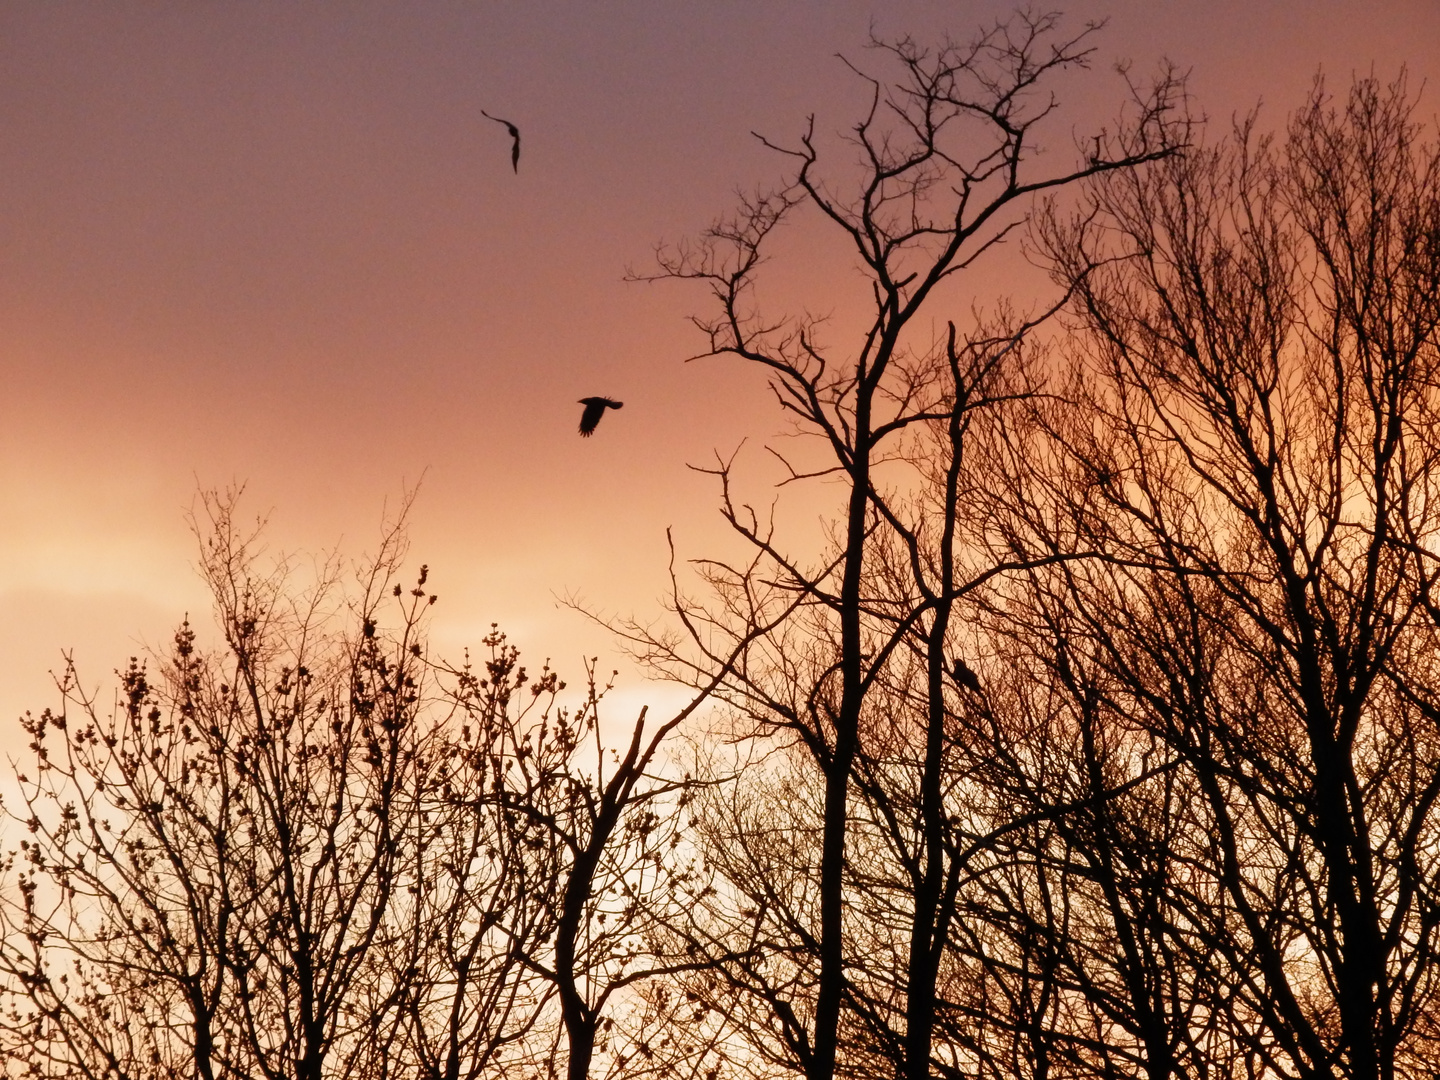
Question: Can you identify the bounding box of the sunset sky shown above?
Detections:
[1,1,1435,744]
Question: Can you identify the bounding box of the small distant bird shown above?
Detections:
[578,397,623,436]
[481,110,520,172]
[951,658,981,693]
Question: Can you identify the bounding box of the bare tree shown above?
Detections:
[629,12,1184,1080]
[1001,70,1440,1080]
[0,491,438,1080]
[0,492,738,1080]
[393,629,565,1080]
[443,641,744,1080]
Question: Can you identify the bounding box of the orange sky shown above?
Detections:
[1,1,1436,746]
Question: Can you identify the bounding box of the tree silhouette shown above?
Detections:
[625,12,1185,1080]
[998,69,1440,1080]
[0,490,438,1080]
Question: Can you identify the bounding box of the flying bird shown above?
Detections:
[481,110,520,172]
[578,397,623,436]
[951,658,981,693]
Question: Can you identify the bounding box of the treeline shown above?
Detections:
[5,12,1440,1080]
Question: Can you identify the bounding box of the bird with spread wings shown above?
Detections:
[578,397,623,436]
[481,110,520,172]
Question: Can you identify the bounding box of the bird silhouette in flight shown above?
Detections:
[951,657,981,693]
[481,110,520,172]
[578,397,623,436]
